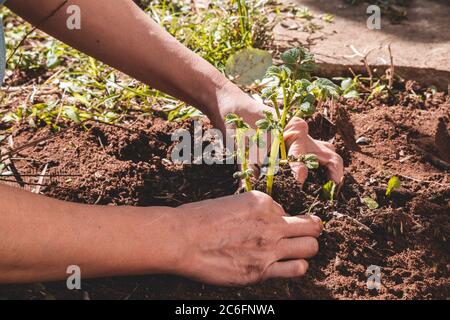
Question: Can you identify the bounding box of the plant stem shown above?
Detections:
[266,130,281,195]
[271,96,281,119]
[236,0,251,46]
[279,85,290,160]
[236,128,252,192]
[243,149,252,192]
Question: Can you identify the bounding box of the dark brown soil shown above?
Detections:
[0,83,449,300]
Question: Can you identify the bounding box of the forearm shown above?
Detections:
[0,184,182,283]
[6,0,262,129]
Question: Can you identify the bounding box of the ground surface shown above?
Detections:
[275,0,450,90]
[0,83,448,300]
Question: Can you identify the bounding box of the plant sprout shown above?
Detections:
[258,47,339,195]
[322,180,336,201]
[227,47,340,196]
[386,176,401,197]
[225,113,254,192]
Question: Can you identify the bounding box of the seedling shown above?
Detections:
[386,176,401,197]
[228,47,340,195]
[258,48,339,194]
[225,114,254,192]
[322,180,336,201]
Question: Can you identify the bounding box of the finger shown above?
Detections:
[281,215,323,238]
[284,117,309,148]
[276,236,319,260]
[326,155,344,184]
[263,259,309,280]
[289,160,308,185]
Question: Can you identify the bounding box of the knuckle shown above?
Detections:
[292,117,309,134]
[242,263,266,285]
[252,190,274,206]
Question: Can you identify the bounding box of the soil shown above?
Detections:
[0,82,449,300]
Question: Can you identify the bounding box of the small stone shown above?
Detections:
[356,137,371,145]
[334,256,343,269]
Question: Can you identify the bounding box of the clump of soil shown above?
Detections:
[253,165,329,215]
[0,84,449,300]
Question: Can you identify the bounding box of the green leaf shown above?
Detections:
[341,78,353,91]
[302,153,319,169]
[64,106,81,124]
[343,90,360,99]
[265,66,281,78]
[300,101,316,116]
[362,197,379,210]
[255,119,270,130]
[225,113,249,129]
[261,85,278,100]
[225,48,273,86]
[322,180,336,201]
[281,48,300,65]
[233,171,245,179]
[386,176,401,197]
[71,92,90,107]
[312,78,340,100]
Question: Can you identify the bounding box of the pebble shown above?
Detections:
[356,137,371,145]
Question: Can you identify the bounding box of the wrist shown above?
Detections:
[216,81,275,127]
[109,205,186,276]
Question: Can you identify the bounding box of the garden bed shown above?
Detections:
[0,82,448,300]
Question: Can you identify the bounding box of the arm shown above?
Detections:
[6,0,265,132]
[0,183,322,285]
[0,184,183,282]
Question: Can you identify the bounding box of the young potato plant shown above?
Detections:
[225,114,254,192]
[228,47,340,195]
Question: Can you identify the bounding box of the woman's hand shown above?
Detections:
[285,117,344,185]
[221,93,344,185]
[174,191,322,286]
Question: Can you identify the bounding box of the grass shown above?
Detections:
[0,0,274,130]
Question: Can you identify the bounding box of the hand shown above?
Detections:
[173,191,323,286]
[284,117,344,185]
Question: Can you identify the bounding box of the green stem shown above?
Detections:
[271,96,281,119]
[236,129,252,192]
[236,0,250,45]
[266,130,281,195]
[279,85,290,160]
[243,149,252,192]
